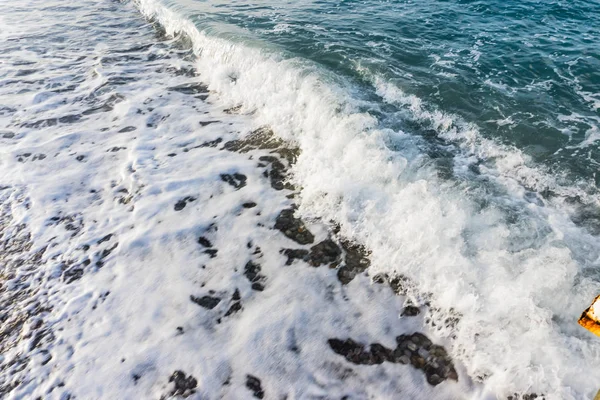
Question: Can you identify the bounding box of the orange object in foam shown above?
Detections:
[579,295,600,337]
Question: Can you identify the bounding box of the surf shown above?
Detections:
[132,0,600,398]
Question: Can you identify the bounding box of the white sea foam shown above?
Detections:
[133,1,600,398]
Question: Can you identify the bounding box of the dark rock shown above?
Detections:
[197,236,212,248]
[224,301,242,317]
[308,239,341,266]
[508,394,542,400]
[427,373,442,385]
[395,334,409,346]
[410,354,426,368]
[97,234,112,244]
[99,243,118,259]
[281,248,309,265]
[63,267,83,284]
[336,268,353,285]
[174,196,196,211]
[274,209,314,245]
[195,138,222,149]
[244,261,260,280]
[244,261,264,283]
[168,370,197,397]
[401,306,421,317]
[389,275,412,295]
[258,155,293,191]
[29,329,48,350]
[245,375,264,399]
[411,332,432,348]
[190,295,220,309]
[244,261,266,289]
[222,127,299,166]
[199,121,220,127]
[369,343,392,364]
[174,200,186,211]
[76,155,85,162]
[118,126,136,133]
[220,173,247,190]
[329,332,457,386]
[242,202,257,208]
[203,249,218,258]
[223,127,280,152]
[224,289,242,316]
[328,338,368,365]
[428,344,448,358]
[224,105,242,114]
[336,241,371,284]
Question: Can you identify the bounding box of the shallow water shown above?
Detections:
[1,0,600,399]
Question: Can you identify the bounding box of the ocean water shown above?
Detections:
[1,0,600,399]
[164,0,600,185]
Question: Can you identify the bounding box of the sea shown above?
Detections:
[1,0,599,399]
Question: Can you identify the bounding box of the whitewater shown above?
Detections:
[1,0,599,399]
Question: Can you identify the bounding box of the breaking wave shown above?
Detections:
[135,0,600,397]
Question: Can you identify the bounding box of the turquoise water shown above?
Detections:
[168,0,600,188]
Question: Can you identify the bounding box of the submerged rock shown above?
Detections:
[222,126,299,190]
[197,236,213,248]
[220,173,247,190]
[244,261,267,291]
[401,305,421,317]
[245,375,265,399]
[274,209,314,245]
[224,290,242,317]
[336,240,371,284]
[328,332,458,386]
[190,295,221,309]
[308,239,341,267]
[507,394,545,400]
[174,196,196,211]
[281,248,309,265]
[259,155,293,191]
[62,266,84,284]
[167,370,197,398]
[222,126,298,164]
